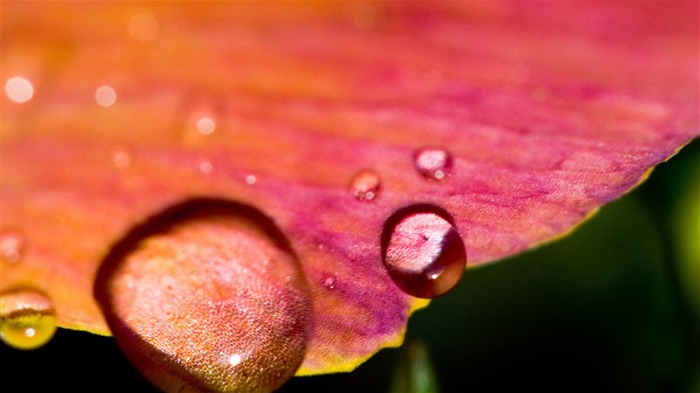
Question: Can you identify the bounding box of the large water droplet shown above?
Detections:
[95,199,312,393]
[1,230,25,263]
[0,288,57,350]
[413,148,452,181]
[381,205,466,298]
[349,169,381,201]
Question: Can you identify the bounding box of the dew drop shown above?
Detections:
[381,205,466,298]
[196,116,216,135]
[1,230,26,263]
[0,288,57,350]
[5,76,34,103]
[323,275,337,290]
[95,85,117,107]
[245,174,257,185]
[349,169,381,201]
[414,148,452,180]
[199,159,213,174]
[95,199,312,393]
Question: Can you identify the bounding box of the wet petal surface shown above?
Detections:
[2,0,698,381]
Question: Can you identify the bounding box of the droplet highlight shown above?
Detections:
[1,230,25,263]
[381,205,466,298]
[196,116,216,135]
[95,200,312,393]
[350,169,381,201]
[95,85,117,107]
[5,76,34,103]
[414,148,452,180]
[0,288,57,350]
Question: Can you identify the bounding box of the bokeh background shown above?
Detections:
[2,139,698,392]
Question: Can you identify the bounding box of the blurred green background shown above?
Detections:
[2,140,698,392]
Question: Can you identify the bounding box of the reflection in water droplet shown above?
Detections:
[1,230,25,263]
[128,12,159,42]
[95,200,312,393]
[350,169,381,201]
[414,148,452,181]
[95,85,117,107]
[5,76,34,103]
[0,288,57,350]
[381,205,466,298]
[196,117,216,135]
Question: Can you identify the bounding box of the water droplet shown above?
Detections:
[113,148,131,169]
[1,230,25,263]
[323,276,337,290]
[245,174,257,185]
[349,169,381,201]
[199,160,213,174]
[414,148,452,181]
[128,12,159,42]
[95,199,312,393]
[381,205,466,298]
[196,116,216,135]
[95,85,117,107]
[0,288,57,350]
[5,76,34,103]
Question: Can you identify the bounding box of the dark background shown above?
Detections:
[3,140,698,392]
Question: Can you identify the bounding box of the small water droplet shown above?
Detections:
[113,148,131,169]
[196,116,216,135]
[381,205,466,298]
[323,276,337,290]
[349,169,381,201]
[414,148,452,181]
[245,174,257,185]
[1,230,25,263]
[95,85,117,107]
[199,160,213,174]
[0,288,57,350]
[95,200,311,393]
[5,76,34,103]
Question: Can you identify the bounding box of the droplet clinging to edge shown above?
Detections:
[381,205,466,298]
[95,199,312,393]
[413,148,452,181]
[0,288,57,350]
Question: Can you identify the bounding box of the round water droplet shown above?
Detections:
[245,174,257,185]
[414,148,452,180]
[5,76,34,103]
[349,169,381,201]
[381,205,466,298]
[0,288,57,350]
[1,230,26,263]
[95,85,117,107]
[199,159,213,174]
[323,275,337,290]
[95,199,312,393]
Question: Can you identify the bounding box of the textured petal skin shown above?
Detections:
[1,0,698,380]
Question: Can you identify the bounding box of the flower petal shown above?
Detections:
[2,0,697,381]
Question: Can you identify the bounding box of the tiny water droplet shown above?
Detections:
[1,230,25,263]
[0,288,57,350]
[323,276,337,290]
[5,76,34,103]
[196,116,216,135]
[199,159,213,174]
[95,85,117,107]
[381,205,466,298]
[113,148,131,169]
[414,148,452,181]
[95,200,311,393]
[245,174,257,185]
[349,169,381,201]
